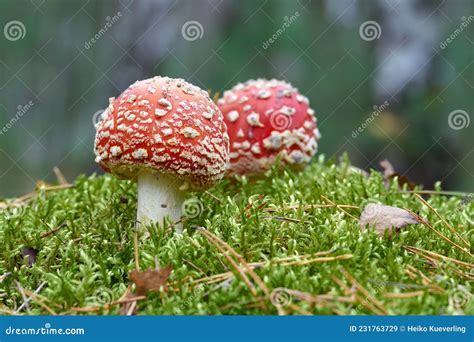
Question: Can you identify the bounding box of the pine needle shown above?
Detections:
[320,195,358,220]
[414,193,470,248]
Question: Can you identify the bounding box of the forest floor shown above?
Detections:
[0,155,473,315]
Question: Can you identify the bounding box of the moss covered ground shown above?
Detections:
[1,156,472,315]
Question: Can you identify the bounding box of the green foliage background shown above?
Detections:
[0,0,473,197]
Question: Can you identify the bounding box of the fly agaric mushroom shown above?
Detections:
[217,78,320,175]
[94,76,229,230]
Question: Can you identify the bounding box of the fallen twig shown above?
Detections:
[53,166,69,186]
[404,246,474,269]
[40,222,67,239]
[264,204,359,213]
[397,190,471,197]
[185,250,350,287]
[404,209,473,258]
[263,216,304,224]
[414,193,470,248]
[69,295,146,313]
[340,268,388,315]
[383,290,425,299]
[197,227,266,309]
[280,254,353,267]
[320,196,358,220]
[204,191,223,203]
[198,227,270,296]
[133,223,140,271]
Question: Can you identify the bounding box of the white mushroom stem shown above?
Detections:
[137,170,185,232]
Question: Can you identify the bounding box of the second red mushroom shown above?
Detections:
[218,78,321,175]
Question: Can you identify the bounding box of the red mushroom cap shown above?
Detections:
[94,76,229,187]
[218,78,320,175]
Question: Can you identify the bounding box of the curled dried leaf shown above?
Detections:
[360,203,419,237]
[379,159,416,190]
[129,265,173,295]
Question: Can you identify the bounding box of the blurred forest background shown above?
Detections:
[0,0,472,197]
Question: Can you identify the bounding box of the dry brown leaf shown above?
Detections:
[129,265,173,296]
[380,159,396,179]
[360,203,419,237]
[20,247,38,267]
[379,159,416,190]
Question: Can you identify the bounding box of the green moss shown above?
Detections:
[1,155,472,315]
